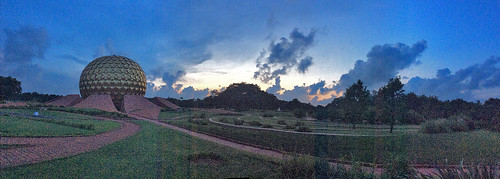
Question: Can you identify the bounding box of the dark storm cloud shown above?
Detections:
[266,77,338,106]
[405,56,500,101]
[265,76,284,94]
[333,40,427,91]
[0,26,78,94]
[2,26,49,63]
[254,28,316,83]
[297,56,313,74]
[162,70,186,88]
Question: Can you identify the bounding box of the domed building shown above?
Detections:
[47,55,178,119]
[79,55,147,110]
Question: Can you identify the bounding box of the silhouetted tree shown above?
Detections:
[0,76,22,100]
[376,77,405,133]
[342,79,370,129]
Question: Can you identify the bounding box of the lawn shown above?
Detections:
[166,119,500,165]
[0,109,120,137]
[0,121,280,178]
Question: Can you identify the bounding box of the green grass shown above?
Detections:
[0,121,280,178]
[167,119,500,165]
[0,109,120,137]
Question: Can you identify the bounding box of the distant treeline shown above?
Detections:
[166,83,315,112]
[0,76,61,102]
[166,80,499,132]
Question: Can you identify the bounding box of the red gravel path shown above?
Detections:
[0,119,140,168]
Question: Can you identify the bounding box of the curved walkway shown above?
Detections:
[0,119,140,168]
[209,118,393,137]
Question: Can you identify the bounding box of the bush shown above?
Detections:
[249,121,262,126]
[233,119,244,125]
[262,124,273,128]
[403,110,425,124]
[293,109,307,118]
[277,119,287,125]
[188,118,209,125]
[284,125,295,130]
[419,164,499,179]
[382,155,416,178]
[280,156,315,179]
[193,113,207,119]
[296,126,312,132]
[263,113,274,117]
[218,117,229,123]
[420,118,469,133]
[295,121,305,126]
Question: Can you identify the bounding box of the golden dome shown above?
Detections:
[79,55,147,109]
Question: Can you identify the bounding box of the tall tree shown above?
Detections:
[0,76,22,100]
[376,77,405,133]
[343,79,370,129]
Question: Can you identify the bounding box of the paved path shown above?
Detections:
[0,119,140,168]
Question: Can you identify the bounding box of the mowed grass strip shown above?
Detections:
[0,109,120,137]
[167,119,500,165]
[0,121,280,178]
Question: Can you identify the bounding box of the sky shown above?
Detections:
[1,0,499,105]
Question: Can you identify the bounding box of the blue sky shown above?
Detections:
[1,0,499,105]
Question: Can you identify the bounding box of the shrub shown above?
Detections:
[293,109,307,118]
[277,119,286,125]
[188,118,209,125]
[233,119,244,125]
[217,117,229,123]
[280,156,315,179]
[420,118,469,133]
[284,125,295,130]
[295,121,305,126]
[249,121,262,126]
[296,126,312,132]
[193,113,207,119]
[382,155,416,178]
[262,124,273,128]
[403,110,425,124]
[263,113,274,117]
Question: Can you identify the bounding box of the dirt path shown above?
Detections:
[0,119,140,168]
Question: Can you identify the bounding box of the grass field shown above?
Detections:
[165,117,500,165]
[0,109,120,137]
[0,121,280,178]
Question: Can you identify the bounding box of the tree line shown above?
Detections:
[0,76,60,102]
[317,77,500,132]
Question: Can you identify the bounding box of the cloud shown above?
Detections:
[59,54,88,65]
[0,26,78,94]
[333,40,427,91]
[297,56,313,73]
[162,70,186,88]
[2,26,49,63]
[93,40,116,58]
[405,56,500,101]
[266,77,341,106]
[254,28,316,83]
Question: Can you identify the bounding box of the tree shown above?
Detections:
[0,76,22,100]
[342,79,370,129]
[376,77,405,133]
